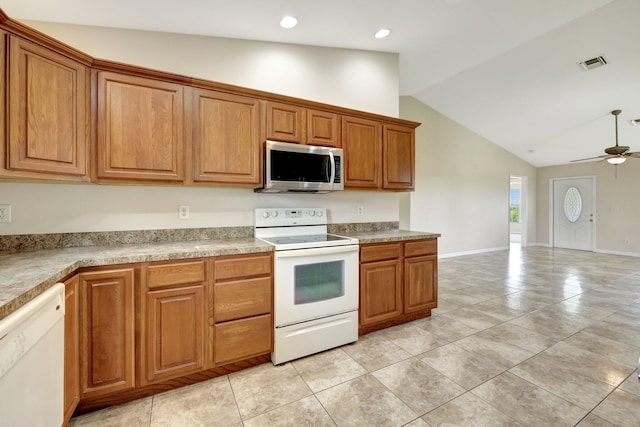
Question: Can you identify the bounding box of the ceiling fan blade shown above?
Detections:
[570,155,609,162]
[627,152,640,158]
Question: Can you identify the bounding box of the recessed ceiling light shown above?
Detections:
[374,28,391,39]
[280,16,298,29]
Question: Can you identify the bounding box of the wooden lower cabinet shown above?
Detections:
[78,267,136,399]
[359,258,402,326]
[214,314,272,365]
[63,276,80,425]
[404,255,437,313]
[359,239,438,334]
[67,253,274,416]
[141,260,205,385]
[143,285,204,384]
[210,253,274,367]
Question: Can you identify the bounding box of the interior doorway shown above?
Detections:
[509,176,527,247]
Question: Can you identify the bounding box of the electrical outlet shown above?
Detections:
[0,204,11,223]
[356,206,364,216]
[179,205,190,220]
[624,239,631,245]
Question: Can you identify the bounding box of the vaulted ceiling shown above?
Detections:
[4,0,639,167]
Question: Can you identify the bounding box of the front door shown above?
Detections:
[552,177,594,251]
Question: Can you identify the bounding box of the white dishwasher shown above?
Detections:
[0,283,64,427]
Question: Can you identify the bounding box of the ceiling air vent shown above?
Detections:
[630,119,640,127]
[578,55,607,71]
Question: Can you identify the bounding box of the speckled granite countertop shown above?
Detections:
[0,238,273,321]
[0,229,440,321]
[342,229,440,244]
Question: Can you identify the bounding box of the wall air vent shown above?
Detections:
[578,55,607,71]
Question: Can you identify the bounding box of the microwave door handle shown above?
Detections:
[328,151,336,184]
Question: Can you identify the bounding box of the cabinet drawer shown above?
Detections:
[147,260,206,289]
[360,243,401,263]
[214,314,272,365]
[215,253,272,281]
[404,239,437,257]
[214,277,272,322]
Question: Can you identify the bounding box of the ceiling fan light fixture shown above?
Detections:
[606,156,626,165]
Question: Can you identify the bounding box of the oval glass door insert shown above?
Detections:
[564,187,583,223]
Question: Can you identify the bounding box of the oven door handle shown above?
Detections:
[275,244,359,258]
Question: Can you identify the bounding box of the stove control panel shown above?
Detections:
[255,208,327,227]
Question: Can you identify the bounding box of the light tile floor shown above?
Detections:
[69,245,640,426]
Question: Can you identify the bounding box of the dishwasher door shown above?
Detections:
[0,283,64,427]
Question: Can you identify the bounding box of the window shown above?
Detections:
[564,187,582,223]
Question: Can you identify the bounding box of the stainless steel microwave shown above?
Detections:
[255,140,344,193]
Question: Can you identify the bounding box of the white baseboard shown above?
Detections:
[594,248,640,258]
[526,242,550,248]
[439,246,509,259]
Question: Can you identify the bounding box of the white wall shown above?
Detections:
[400,97,537,256]
[0,21,401,236]
[24,20,399,117]
[0,183,399,234]
[537,161,640,255]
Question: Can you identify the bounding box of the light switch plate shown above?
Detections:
[0,204,11,223]
[179,205,190,220]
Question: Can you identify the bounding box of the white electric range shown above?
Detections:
[255,208,359,364]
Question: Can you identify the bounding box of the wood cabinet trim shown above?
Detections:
[63,276,80,425]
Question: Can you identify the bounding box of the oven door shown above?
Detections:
[274,244,359,327]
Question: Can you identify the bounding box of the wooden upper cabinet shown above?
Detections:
[265,101,341,147]
[307,109,341,147]
[96,71,184,182]
[5,35,89,179]
[342,116,382,189]
[189,88,261,185]
[384,124,415,190]
[265,101,305,143]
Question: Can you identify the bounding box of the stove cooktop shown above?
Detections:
[258,233,358,250]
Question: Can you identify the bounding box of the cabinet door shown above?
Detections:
[79,268,135,399]
[190,89,261,184]
[383,124,415,190]
[359,259,402,326]
[307,109,340,147]
[265,101,305,143]
[342,116,382,189]
[96,71,184,181]
[404,255,437,313]
[144,285,204,384]
[6,35,89,179]
[63,276,80,424]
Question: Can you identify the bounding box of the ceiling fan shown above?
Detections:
[571,109,640,165]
